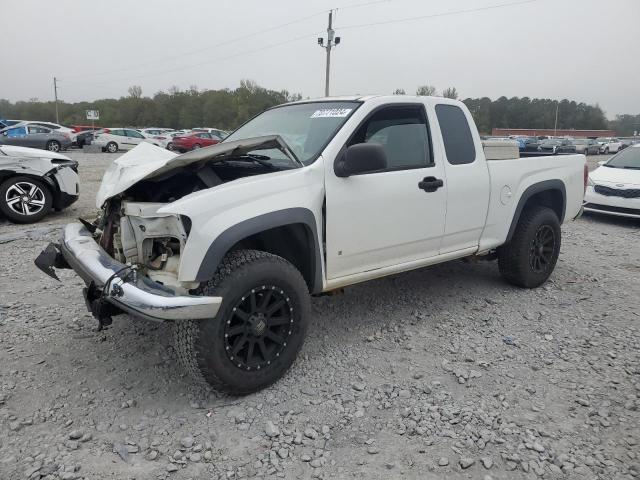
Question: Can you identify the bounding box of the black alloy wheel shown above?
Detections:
[529,225,556,274]
[224,285,294,371]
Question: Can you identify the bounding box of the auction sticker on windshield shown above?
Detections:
[311,108,353,118]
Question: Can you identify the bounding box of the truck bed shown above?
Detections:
[479,154,586,252]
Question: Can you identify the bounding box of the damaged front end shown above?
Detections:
[99,200,198,294]
[35,220,221,328]
[34,137,298,327]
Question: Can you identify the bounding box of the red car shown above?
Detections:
[172,132,221,152]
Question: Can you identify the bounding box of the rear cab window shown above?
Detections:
[435,104,476,165]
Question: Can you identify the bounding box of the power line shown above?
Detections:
[338,0,537,30]
[63,32,322,89]
[61,0,399,84]
[62,11,326,82]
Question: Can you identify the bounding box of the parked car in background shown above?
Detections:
[156,131,185,150]
[74,130,98,148]
[19,121,76,137]
[92,128,147,152]
[171,131,221,152]
[72,125,102,133]
[191,127,229,139]
[538,138,576,154]
[0,124,72,152]
[139,128,174,137]
[1,119,24,127]
[0,145,79,223]
[521,137,541,152]
[584,144,640,218]
[572,138,600,155]
[619,138,638,150]
[595,137,622,154]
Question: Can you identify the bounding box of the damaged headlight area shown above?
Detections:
[97,200,198,293]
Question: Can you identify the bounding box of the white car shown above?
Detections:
[0,145,79,223]
[93,128,148,152]
[37,95,586,394]
[584,144,640,218]
[595,137,622,154]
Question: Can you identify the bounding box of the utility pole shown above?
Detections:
[317,10,341,97]
[53,77,59,124]
[554,101,559,136]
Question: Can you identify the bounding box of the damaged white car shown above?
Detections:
[35,96,585,394]
[0,145,79,223]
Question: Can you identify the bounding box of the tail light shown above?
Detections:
[583,163,588,194]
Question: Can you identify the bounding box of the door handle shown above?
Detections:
[418,176,443,192]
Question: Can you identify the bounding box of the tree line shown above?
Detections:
[0,80,301,131]
[0,80,630,135]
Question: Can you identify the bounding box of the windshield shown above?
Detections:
[224,101,360,165]
[605,147,640,169]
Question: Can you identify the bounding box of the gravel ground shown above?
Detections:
[0,150,638,480]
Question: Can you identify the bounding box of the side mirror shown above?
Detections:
[597,160,607,166]
[334,143,387,177]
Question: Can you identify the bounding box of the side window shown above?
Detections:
[7,127,27,137]
[126,129,144,138]
[349,106,432,170]
[435,104,476,165]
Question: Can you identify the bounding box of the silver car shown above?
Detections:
[0,124,72,152]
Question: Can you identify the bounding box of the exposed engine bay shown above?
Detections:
[93,156,289,293]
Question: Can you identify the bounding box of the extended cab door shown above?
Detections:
[434,103,490,254]
[325,104,447,280]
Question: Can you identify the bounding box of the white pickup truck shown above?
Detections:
[36,96,587,394]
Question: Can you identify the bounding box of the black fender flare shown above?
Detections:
[195,208,323,293]
[505,180,566,243]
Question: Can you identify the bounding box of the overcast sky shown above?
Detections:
[2,0,638,118]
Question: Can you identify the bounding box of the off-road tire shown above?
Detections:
[173,249,310,395]
[498,206,561,288]
[0,176,53,223]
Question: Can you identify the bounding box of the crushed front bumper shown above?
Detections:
[35,223,222,322]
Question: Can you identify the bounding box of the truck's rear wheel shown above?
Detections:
[174,250,309,394]
[498,206,561,288]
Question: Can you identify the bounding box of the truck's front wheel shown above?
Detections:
[174,250,309,394]
[498,206,561,288]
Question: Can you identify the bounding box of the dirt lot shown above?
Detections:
[0,150,638,480]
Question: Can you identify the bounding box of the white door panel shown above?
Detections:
[325,103,447,280]
[325,166,446,278]
[432,103,490,254]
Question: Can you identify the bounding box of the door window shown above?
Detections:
[6,127,27,137]
[125,129,144,138]
[348,106,432,170]
[435,104,476,165]
[28,126,50,134]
